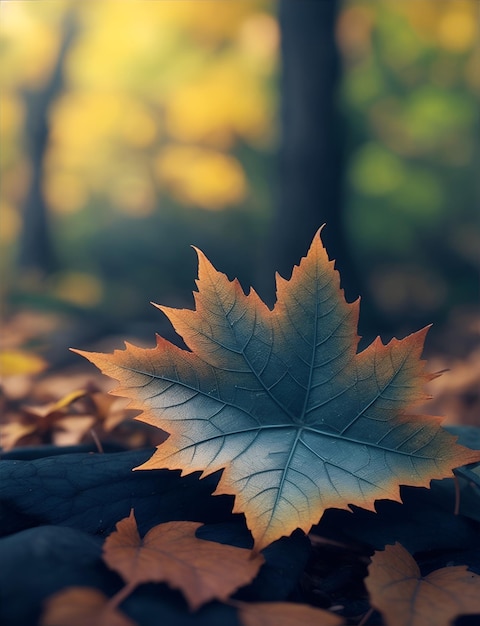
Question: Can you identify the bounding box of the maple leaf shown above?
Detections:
[365,542,480,626]
[103,510,264,610]
[75,229,480,551]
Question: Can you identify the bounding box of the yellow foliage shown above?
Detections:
[43,171,87,215]
[49,92,158,156]
[397,0,439,40]
[437,7,478,52]
[0,2,61,89]
[0,350,48,377]
[0,94,24,141]
[51,272,103,307]
[66,1,164,88]
[393,0,478,52]
[237,13,279,67]
[45,92,159,213]
[155,146,247,210]
[120,106,158,148]
[166,59,273,148]
[66,1,270,89]
[108,172,156,217]
[152,1,269,41]
[1,1,274,220]
[0,202,21,242]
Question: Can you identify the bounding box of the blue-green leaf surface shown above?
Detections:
[76,230,480,551]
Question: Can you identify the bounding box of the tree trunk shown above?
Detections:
[18,10,77,275]
[259,0,360,307]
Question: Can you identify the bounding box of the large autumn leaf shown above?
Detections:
[75,229,480,551]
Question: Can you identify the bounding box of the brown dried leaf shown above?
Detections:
[41,587,136,626]
[238,601,345,626]
[103,510,264,610]
[52,415,97,446]
[424,348,480,427]
[0,420,37,451]
[0,378,136,450]
[89,392,133,432]
[0,374,35,401]
[365,542,480,626]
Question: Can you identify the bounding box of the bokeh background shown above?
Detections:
[1,0,479,372]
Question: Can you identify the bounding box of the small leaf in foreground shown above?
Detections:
[365,542,480,626]
[41,587,136,626]
[103,511,264,610]
[76,229,480,551]
[238,601,344,626]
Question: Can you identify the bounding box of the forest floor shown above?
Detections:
[1,308,480,626]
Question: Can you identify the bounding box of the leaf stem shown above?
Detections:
[357,606,374,626]
[107,580,138,611]
[90,428,104,453]
[453,474,461,516]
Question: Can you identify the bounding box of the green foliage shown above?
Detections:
[341,0,480,324]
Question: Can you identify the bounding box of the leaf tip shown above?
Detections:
[69,347,85,358]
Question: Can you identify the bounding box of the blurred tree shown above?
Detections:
[339,0,480,346]
[261,0,361,310]
[1,1,276,327]
[18,8,77,275]
[1,0,478,355]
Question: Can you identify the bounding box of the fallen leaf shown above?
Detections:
[41,587,136,626]
[52,415,97,447]
[25,389,89,418]
[238,601,344,626]
[0,420,37,451]
[103,511,264,610]
[365,542,480,626]
[0,373,34,401]
[0,380,134,451]
[90,392,132,432]
[76,229,480,551]
[422,348,480,427]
